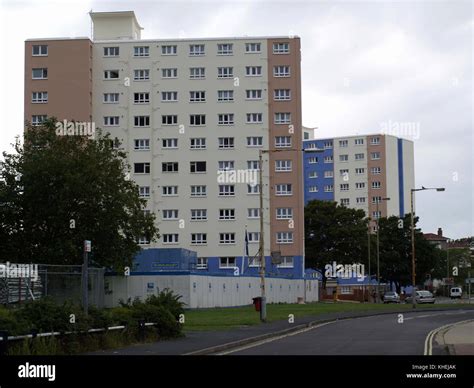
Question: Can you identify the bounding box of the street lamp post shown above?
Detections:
[376,197,390,303]
[410,186,445,309]
[258,146,323,322]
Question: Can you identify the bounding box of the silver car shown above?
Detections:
[383,291,400,303]
[405,290,435,304]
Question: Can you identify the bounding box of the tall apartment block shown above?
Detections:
[303,133,414,229]
[24,11,305,278]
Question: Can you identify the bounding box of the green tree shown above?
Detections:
[305,200,369,270]
[0,118,159,270]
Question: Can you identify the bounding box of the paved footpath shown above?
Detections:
[89,306,474,355]
[435,319,474,355]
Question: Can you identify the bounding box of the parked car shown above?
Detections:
[405,290,435,304]
[383,291,400,303]
[450,287,462,299]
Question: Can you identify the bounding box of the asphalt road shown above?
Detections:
[223,309,474,355]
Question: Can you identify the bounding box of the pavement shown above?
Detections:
[433,319,474,355]
[89,306,474,356]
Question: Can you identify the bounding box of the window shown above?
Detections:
[278,256,294,268]
[339,140,348,148]
[161,68,177,78]
[355,138,364,145]
[276,208,293,220]
[161,45,177,55]
[309,186,318,193]
[190,91,206,102]
[189,44,205,56]
[190,114,206,126]
[134,69,149,80]
[372,181,381,189]
[247,184,260,194]
[219,185,235,196]
[218,114,234,125]
[134,139,150,150]
[219,233,235,244]
[191,185,207,197]
[247,160,260,171]
[134,92,149,104]
[190,138,206,149]
[217,43,233,55]
[190,67,205,79]
[248,208,260,219]
[246,66,262,76]
[31,115,47,126]
[134,116,150,127]
[273,65,290,77]
[323,141,333,149]
[138,237,150,245]
[219,257,236,267]
[340,286,352,295]
[134,163,151,174]
[139,186,150,198]
[162,138,178,149]
[340,169,349,177]
[372,196,382,204]
[247,136,263,147]
[355,153,365,161]
[32,45,48,56]
[276,232,293,244]
[355,168,365,175]
[161,91,178,102]
[324,171,333,178]
[217,67,233,78]
[218,90,234,102]
[163,234,179,244]
[309,171,318,178]
[274,112,291,124]
[162,115,178,125]
[162,186,178,196]
[163,210,179,220]
[324,185,334,192]
[339,155,349,162]
[324,156,333,163]
[103,116,119,126]
[246,89,262,100]
[275,160,292,172]
[355,182,365,189]
[218,161,235,171]
[273,42,289,54]
[274,89,291,100]
[371,152,381,160]
[340,184,349,191]
[134,46,149,57]
[372,211,382,220]
[191,233,207,245]
[103,47,119,57]
[247,232,260,243]
[32,68,48,79]
[276,184,292,196]
[190,161,207,173]
[219,209,235,220]
[371,167,382,174]
[218,137,234,149]
[32,92,48,103]
[371,137,381,145]
[191,209,208,221]
[275,136,291,148]
[356,197,366,204]
[196,257,208,269]
[162,162,178,172]
[102,93,119,103]
[245,42,261,53]
[246,113,263,123]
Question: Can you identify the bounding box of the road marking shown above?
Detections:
[424,319,474,356]
[215,320,339,355]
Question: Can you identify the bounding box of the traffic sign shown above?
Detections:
[84,240,91,252]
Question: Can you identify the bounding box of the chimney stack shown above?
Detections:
[437,227,443,237]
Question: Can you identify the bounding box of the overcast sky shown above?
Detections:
[0,0,472,239]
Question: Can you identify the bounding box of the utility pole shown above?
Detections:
[83,240,91,315]
[368,222,371,303]
[376,197,390,303]
[258,150,266,322]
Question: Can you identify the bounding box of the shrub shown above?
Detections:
[145,289,185,320]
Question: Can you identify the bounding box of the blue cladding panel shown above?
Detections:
[303,139,334,205]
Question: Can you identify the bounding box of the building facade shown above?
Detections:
[24,11,305,279]
[303,134,414,227]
